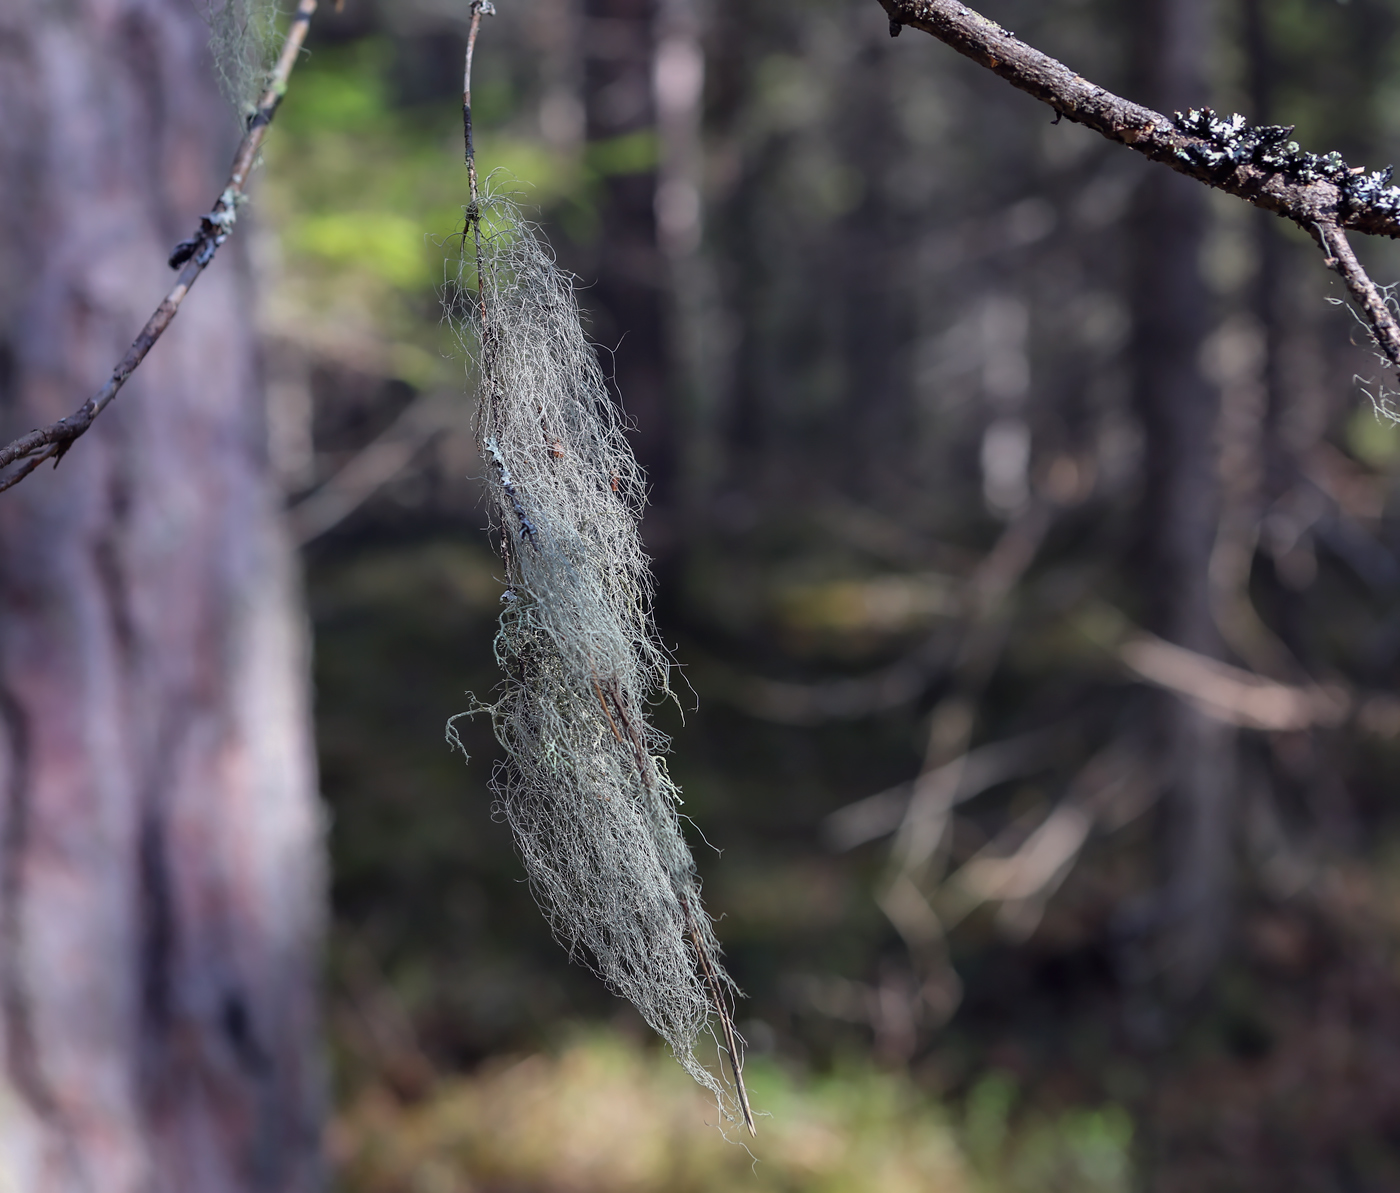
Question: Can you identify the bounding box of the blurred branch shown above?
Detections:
[1119,632,1350,732]
[717,637,949,726]
[942,743,1158,941]
[0,0,319,493]
[711,505,1050,727]
[823,725,1072,851]
[886,502,1052,877]
[879,0,1400,377]
[1077,605,1400,735]
[286,391,460,546]
[872,503,1052,1023]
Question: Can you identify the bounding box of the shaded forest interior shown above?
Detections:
[266,0,1400,1188]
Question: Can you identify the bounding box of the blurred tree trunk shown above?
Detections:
[837,22,913,506]
[0,2,323,1190]
[1129,0,1234,998]
[582,0,676,513]
[1243,0,1296,516]
[655,0,719,522]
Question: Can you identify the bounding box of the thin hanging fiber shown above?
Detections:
[447,2,754,1135]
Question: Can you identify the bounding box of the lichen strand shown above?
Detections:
[1171,107,1400,224]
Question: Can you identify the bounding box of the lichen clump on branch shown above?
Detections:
[202,0,282,116]
[449,196,749,1132]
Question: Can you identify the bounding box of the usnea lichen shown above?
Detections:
[201,0,282,116]
[448,195,749,1132]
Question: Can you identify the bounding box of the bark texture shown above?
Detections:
[0,2,323,1189]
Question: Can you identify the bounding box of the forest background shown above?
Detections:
[26,0,1400,1188]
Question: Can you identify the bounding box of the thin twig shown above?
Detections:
[0,0,319,491]
[0,447,59,496]
[592,676,627,747]
[682,899,757,1137]
[878,0,1400,375]
[463,0,494,326]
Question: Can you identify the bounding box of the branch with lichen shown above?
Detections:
[879,0,1400,379]
[0,0,319,494]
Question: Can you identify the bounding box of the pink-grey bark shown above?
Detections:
[0,2,324,1190]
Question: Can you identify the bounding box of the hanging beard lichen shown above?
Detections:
[199,0,282,117]
[447,194,753,1134]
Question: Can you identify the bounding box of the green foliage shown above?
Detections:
[963,1071,1133,1193]
[262,37,583,390]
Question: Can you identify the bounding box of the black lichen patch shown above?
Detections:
[1171,107,1400,221]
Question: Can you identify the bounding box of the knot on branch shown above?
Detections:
[168,188,241,270]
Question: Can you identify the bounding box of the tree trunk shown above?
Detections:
[0,3,323,1189]
[1129,0,1234,998]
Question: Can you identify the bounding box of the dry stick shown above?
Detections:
[878,0,1400,372]
[459,0,754,1136]
[0,0,319,494]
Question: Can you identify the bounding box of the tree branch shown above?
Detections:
[1314,222,1400,370]
[0,0,319,493]
[879,0,1400,373]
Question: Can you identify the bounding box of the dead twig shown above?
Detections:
[463,0,494,325]
[0,0,319,492]
[942,743,1159,941]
